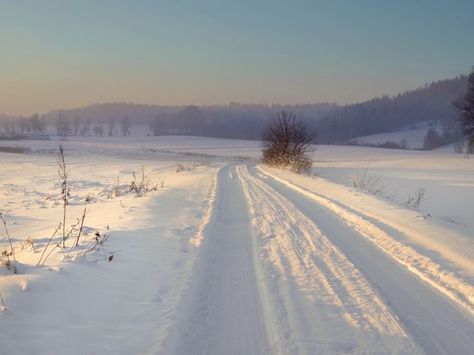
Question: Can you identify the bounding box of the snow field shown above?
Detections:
[0,145,219,354]
[1,136,473,354]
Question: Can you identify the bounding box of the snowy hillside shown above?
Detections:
[348,122,443,149]
[1,136,473,354]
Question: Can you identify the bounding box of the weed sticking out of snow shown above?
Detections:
[0,293,7,312]
[129,165,158,197]
[0,212,20,274]
[405,188,426,210]
[1,146,117,274]
[348,168,430,213]
[350,167,385,196]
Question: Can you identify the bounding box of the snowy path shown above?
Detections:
[164,165,270,354]
[239,165,416,354]
[251,165,474,354]
[166,163,473,354]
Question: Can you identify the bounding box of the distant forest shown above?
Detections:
[316,75,467,143]
[0,74,468,145]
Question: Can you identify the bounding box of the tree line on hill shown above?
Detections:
[0,72,471,151]
[315,75,467,144]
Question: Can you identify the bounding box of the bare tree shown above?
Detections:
[262,111,314,173]
[423,128,443,150]
[0,117,17,136]
[120,115,131,136]
[151,115,161,136]
[18,116,29,134]
[56,113,71,140]
[30,113,46,133]
[73,116,81,136]
[85,117,92,135]
[454,67,474,153]
[93,125,104,136]
[108,117,116,136]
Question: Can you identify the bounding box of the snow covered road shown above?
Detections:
[164,165,270,354]
[165,163,473,354]
[251,165,474,354]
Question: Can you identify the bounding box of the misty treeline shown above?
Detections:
[317,75,467,144]
[0,113,47,137]
[0,111,132,140]
[0,74,470,148]
[51,114,132,139]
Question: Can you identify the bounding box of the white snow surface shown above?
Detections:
[349,121,442,149]
[1,136,473,354]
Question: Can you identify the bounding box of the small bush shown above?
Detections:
[262,111,314,174]
[350,168,384,195]
[405,188,426,209]
[176,163,185,173]
[129,165,157,197]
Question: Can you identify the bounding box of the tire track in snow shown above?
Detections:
[255,165,474,354]
[189,167,218,248]
[164,164,271,355]
[237,165,418,354]
[258,165,474,316]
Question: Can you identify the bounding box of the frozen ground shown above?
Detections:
[348,121,442,149]
[313,145,474,236]
[0,136,473,354]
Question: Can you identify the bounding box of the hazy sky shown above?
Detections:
[1,0,473,115]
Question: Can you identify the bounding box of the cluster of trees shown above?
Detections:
[455,68,474,153]
[148,75,469,146]
[422,67,474,153]
[1,71,473,149]
[150,103,331,140]
[349,139,409,150]
[54,114,132,140]
[0,114,47,137]
[423,129,445,150]
[422,123,463,151]
[0,112,132,140]
[314,76,468,144]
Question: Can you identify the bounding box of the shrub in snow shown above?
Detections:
[129,165,158,197]
[350,168,384,196]
[20,238,35,252]
[0,211,16,263]
[1,250,17,274]
[176,163,185,173]
[405,188,426,210]
[262,111,314,174]
[0,293,7,312]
